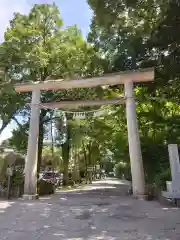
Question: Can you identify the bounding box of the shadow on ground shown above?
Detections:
[0,179,180,239]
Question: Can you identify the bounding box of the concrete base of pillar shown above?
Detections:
[133,194,147,200]
[22,194,39,200]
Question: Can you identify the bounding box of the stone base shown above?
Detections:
[162,191,180,199]
[133,194,147,200]
[22,194,39,200]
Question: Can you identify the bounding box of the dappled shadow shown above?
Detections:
[0,179,180,239]
[0,200,14,213]
[54,178,129,198]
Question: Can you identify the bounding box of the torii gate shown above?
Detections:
[14,68,154,200]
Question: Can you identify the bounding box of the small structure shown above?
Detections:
[14,68,154,199]
[162,144,180,204]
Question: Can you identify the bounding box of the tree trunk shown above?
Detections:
[62,139,70,186]
[37,124,44,174]
[62,120,71,186]
[82,142,88,183]
[50,116,54,157]
[37,110,46,174]
[87,143,92,165]
[76,145,81,183]
[87,143,92,183]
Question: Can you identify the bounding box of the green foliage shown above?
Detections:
[42,146,62,170]
[0,170,24,197]
[0,157,6,175]
[37,179,55,196]
[11,170,24,188]
[1,3,102,168]
[154,168,171,190]
[8,124,28,154]
[114,162,131,180]
[86,0,180,188]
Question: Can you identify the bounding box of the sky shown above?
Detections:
[0,0,93,143]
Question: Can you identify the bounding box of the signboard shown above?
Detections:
[6,167,13,176]
[87,166,93,172]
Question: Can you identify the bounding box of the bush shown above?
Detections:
[154,168,171,190]
[0,170,24,198]
[11,170,24,188]
[114,161,131,180]
[37,179,55,196]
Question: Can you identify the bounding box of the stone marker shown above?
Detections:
[162,144,180,201]
[168,144,180,181]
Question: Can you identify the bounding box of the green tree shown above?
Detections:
[87,0,180,185]
[0,3,102,176]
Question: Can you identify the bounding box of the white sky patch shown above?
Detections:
[0,0,31,42]
[0,120,14,143]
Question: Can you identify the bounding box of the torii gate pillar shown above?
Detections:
[23,89,40,200]
[125,81,145,197]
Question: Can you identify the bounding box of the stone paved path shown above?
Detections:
[1,179,180,239]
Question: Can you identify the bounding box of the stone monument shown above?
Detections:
[162,144,180,201]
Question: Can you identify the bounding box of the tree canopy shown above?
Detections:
[87,0,180,185]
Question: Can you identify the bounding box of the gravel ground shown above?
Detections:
[0,179,180,240]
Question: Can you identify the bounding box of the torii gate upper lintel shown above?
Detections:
[14,68,154,200]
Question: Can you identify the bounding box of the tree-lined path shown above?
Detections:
[0,179,180,240]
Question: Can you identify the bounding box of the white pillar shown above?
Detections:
[168,144,180,181]
[23,89,40,199]
[125,81,145,196]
